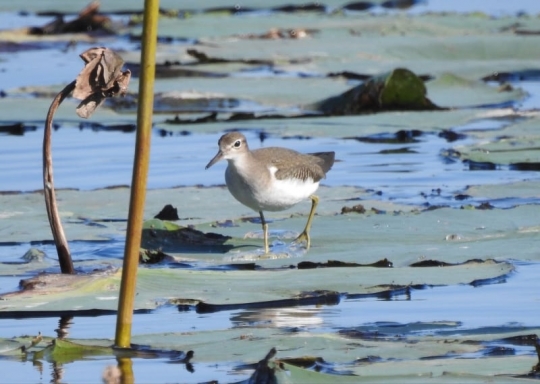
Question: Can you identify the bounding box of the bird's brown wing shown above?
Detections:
[253,147,335,182]
[309,151,335,174]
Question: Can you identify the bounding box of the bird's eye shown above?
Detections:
[233,140,241,148]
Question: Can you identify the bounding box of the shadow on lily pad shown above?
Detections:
[141,218,234,254]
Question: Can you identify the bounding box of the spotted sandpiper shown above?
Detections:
[205,132,335,254]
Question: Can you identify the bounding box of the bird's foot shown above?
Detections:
[292,230,311,250]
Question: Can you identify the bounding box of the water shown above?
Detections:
[0,262,537,383]
[409,0,540,15]
[3,126,540,207]
[1,0,540,382]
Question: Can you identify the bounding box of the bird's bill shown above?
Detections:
[205,150,224,169]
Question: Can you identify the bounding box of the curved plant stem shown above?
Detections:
[43,80,76,274]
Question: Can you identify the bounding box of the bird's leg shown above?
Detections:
[294,195,319,250]
[259,210,270,254]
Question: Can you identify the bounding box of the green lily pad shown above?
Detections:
[32,338,113,364]
[275,362,533,384]
[0,258,513,312]
[453,112,540,165]
[426,72,527,108]
[464,179,540,201]
[2,325,537,382]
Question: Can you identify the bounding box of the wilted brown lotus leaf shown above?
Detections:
[73,47,131,118]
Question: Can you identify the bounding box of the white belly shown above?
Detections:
[225,164,319,212]
[255,177,319,212]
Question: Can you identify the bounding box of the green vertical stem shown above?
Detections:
[115,0,159,348]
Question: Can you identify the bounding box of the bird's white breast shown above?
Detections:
[225,160,319,212]
[253,165,319,212]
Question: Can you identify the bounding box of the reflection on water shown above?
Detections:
[51,362,64,384]
[232,307,324,329]
[116,358,133,384]
[55,316,73,339]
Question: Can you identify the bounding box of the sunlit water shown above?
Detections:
[2,126,540,207]
[1,1,540,383]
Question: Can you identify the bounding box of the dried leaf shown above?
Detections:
[75,92,105,119]
[73,47,131,118]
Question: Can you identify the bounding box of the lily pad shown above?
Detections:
[0,258,513,312]
[426,72,527,108]
[32,338,113,364]
[453,112,540,165]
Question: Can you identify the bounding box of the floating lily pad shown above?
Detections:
[453,112,540,165]
[0,257,514,312]
[426,72,527,108]
[32,338,113,364]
